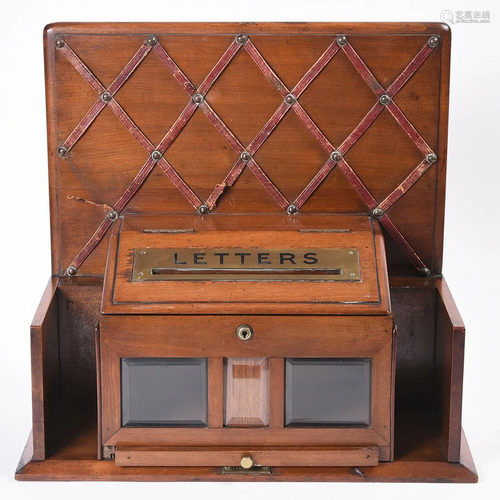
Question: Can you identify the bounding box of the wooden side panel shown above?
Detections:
[390,284,437,410]
[58,280,102,410]
[435,278,465,462]
[30,277,60,460]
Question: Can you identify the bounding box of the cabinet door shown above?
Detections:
[99,315,394,463]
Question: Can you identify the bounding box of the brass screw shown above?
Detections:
[428,36,440,48]
[420,267,431,277]
[55,37,65,49]
[330,151,342,162]
[151,150,162,161]
[193,93,204,105]
[379,94,391,106]
[235,34,248,45]
[107,210,118,221]
[67,265,77,276]
[336,35,348,46]
[101,92,112,103]
[146,35,158,46]
[240,150,252,163]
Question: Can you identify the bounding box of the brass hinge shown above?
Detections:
[221,465,272,475]
[102,445,116,460]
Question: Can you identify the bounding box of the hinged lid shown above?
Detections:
[44,22,450,278]
[101,214,390,315]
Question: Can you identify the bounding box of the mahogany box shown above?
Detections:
[15,22,477,483]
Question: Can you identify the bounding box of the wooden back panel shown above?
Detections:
[44,23,450,277]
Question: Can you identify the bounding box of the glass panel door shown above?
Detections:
[285,358,371,427]
[121,358,208,427]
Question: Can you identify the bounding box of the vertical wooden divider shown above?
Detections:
[208,358,224,428]
[269,358,285,429]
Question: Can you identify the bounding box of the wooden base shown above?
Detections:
[15,411,477,483]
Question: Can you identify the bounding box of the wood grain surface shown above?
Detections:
[103,213,390,314]
[43,22,450,277]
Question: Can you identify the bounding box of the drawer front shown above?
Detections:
[100,315,392,358]
[98,315,394,464]
[114,446,380,467]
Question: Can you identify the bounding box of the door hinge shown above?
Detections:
[102,445,116,460]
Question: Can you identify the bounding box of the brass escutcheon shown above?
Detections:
[236,325,254,341]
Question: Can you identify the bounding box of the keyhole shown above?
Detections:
[236,324,254,341]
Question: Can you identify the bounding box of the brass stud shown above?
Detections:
[192,93,204,105]
[107,210,118,221]
[427,153,437,164]
[336,35,348,47]
[235,34,248,45]
[420,267,431,277]
[151,150,162,161]
[145,35,158,46]
[330,151,342,162]
[240,456,254,469]
[100,92,112,103]
[240,150,252,163]
[198,205,209,215]
[55,37,65,49]
[287,204,298,215]
[372,208,384,218]
[66,265,77,276]
[58,146,68,158]
[379,94,391,106]
[284,94,296,105]
[428,36,440,48]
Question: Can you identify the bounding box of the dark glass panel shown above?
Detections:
[285,358,371,427]
[121,358,207,427]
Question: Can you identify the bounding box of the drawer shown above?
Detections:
[114,446,380,467]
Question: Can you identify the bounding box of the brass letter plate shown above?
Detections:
[132,248,360,282]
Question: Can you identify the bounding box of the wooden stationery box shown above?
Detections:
[16,22,477,482]
[97,214,394,466]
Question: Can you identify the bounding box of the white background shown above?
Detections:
[0,1,498,499]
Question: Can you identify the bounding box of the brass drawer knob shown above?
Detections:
[236,324,254,341]
[240,456,254,469]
